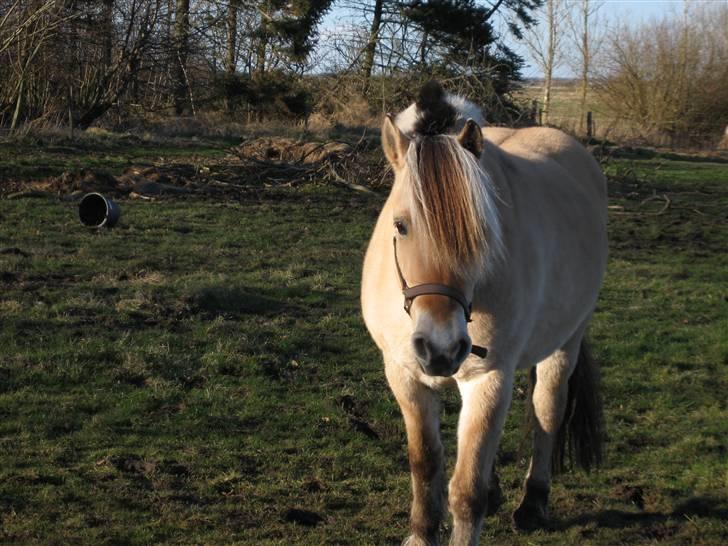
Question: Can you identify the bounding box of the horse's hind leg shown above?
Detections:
[512,330,584,531]
[385,362,445,546]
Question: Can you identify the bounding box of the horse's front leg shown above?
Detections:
[449,369,514,546]
[386,362,445,546]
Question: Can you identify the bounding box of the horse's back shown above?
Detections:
[485,126,575,153]
[481,127,517,146]
[484,126,606,199]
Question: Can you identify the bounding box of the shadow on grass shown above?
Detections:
[192,286,287,317]
[599,145,728,164]
[553,496,728,533]
[190,284,341,318]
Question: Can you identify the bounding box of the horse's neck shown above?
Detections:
[479,136,513,209]
[478,136,515,278]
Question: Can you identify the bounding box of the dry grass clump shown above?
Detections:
[233,138,351,164]
[310,92,376,130]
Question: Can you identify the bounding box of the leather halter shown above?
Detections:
[393,237,488,358]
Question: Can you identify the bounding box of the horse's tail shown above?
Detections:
[555,339,604,473]
[529,339,604,474]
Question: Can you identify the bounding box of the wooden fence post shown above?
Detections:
[586,111,593,139]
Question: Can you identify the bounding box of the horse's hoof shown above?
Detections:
[512,481,550,532]
[402,534,438,546]
[512,500,548,532]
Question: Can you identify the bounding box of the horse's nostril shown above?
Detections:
[453,339,471,363]
[429,353,450,372]
[412,334,429,360]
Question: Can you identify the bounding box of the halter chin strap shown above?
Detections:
[393,237,488,359]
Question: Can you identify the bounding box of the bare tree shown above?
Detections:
[0,0,57,56]
[596,3,728,146]
[361,0,384,89]
[523,0,564,124]
[71,0,166,128]
[4,1,69,131]
[566,0,604,134]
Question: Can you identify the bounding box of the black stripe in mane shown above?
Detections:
[414,81,457,136]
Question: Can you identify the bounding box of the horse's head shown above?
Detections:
[381,89,501,377]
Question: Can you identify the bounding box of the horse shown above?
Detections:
[361,81,607,546]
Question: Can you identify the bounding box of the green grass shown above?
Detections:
[0,153,727,544]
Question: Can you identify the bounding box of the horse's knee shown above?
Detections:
[409,442,443,481]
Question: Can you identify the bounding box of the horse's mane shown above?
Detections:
[400,83,502,278]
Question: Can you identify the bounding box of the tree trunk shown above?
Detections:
[173,0,190,115]
[76,102,112,130]
[419,31,428,66]
[255,36,267,79]
[226,0,239,75]
[10,77,24,132]
[675,1,690,130]
[542,74,551,125]
[578,0,589,134]
[542,0,557,125]
[225,0,239,112]
[102,0,114,68]
[361,0,384,91]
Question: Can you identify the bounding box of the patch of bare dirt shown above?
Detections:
[3,169,123,198]
[3,164,210,200]
[2,135,387,200]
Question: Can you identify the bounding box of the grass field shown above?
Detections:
[515,82,726,148]
[516,82,601,130]
[1,137,727,545]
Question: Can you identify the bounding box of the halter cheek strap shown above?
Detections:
[393,237,488,358]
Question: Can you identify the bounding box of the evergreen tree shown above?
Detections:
[404,0,542,96]
[252,0,333,76]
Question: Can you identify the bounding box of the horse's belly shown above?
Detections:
[517,236,606,367]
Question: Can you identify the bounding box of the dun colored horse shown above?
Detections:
[361,81,607,546]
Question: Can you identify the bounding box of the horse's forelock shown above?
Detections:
[414,81,457,136]
[404,136,502,279]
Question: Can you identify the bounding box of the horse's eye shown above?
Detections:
[394,220,408,236]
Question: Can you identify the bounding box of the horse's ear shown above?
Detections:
[382,114,409,169]
[457,119,483,157]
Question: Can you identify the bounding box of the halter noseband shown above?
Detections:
[393,237,488,358]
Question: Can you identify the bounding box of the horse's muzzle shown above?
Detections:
[412,333,471,377]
